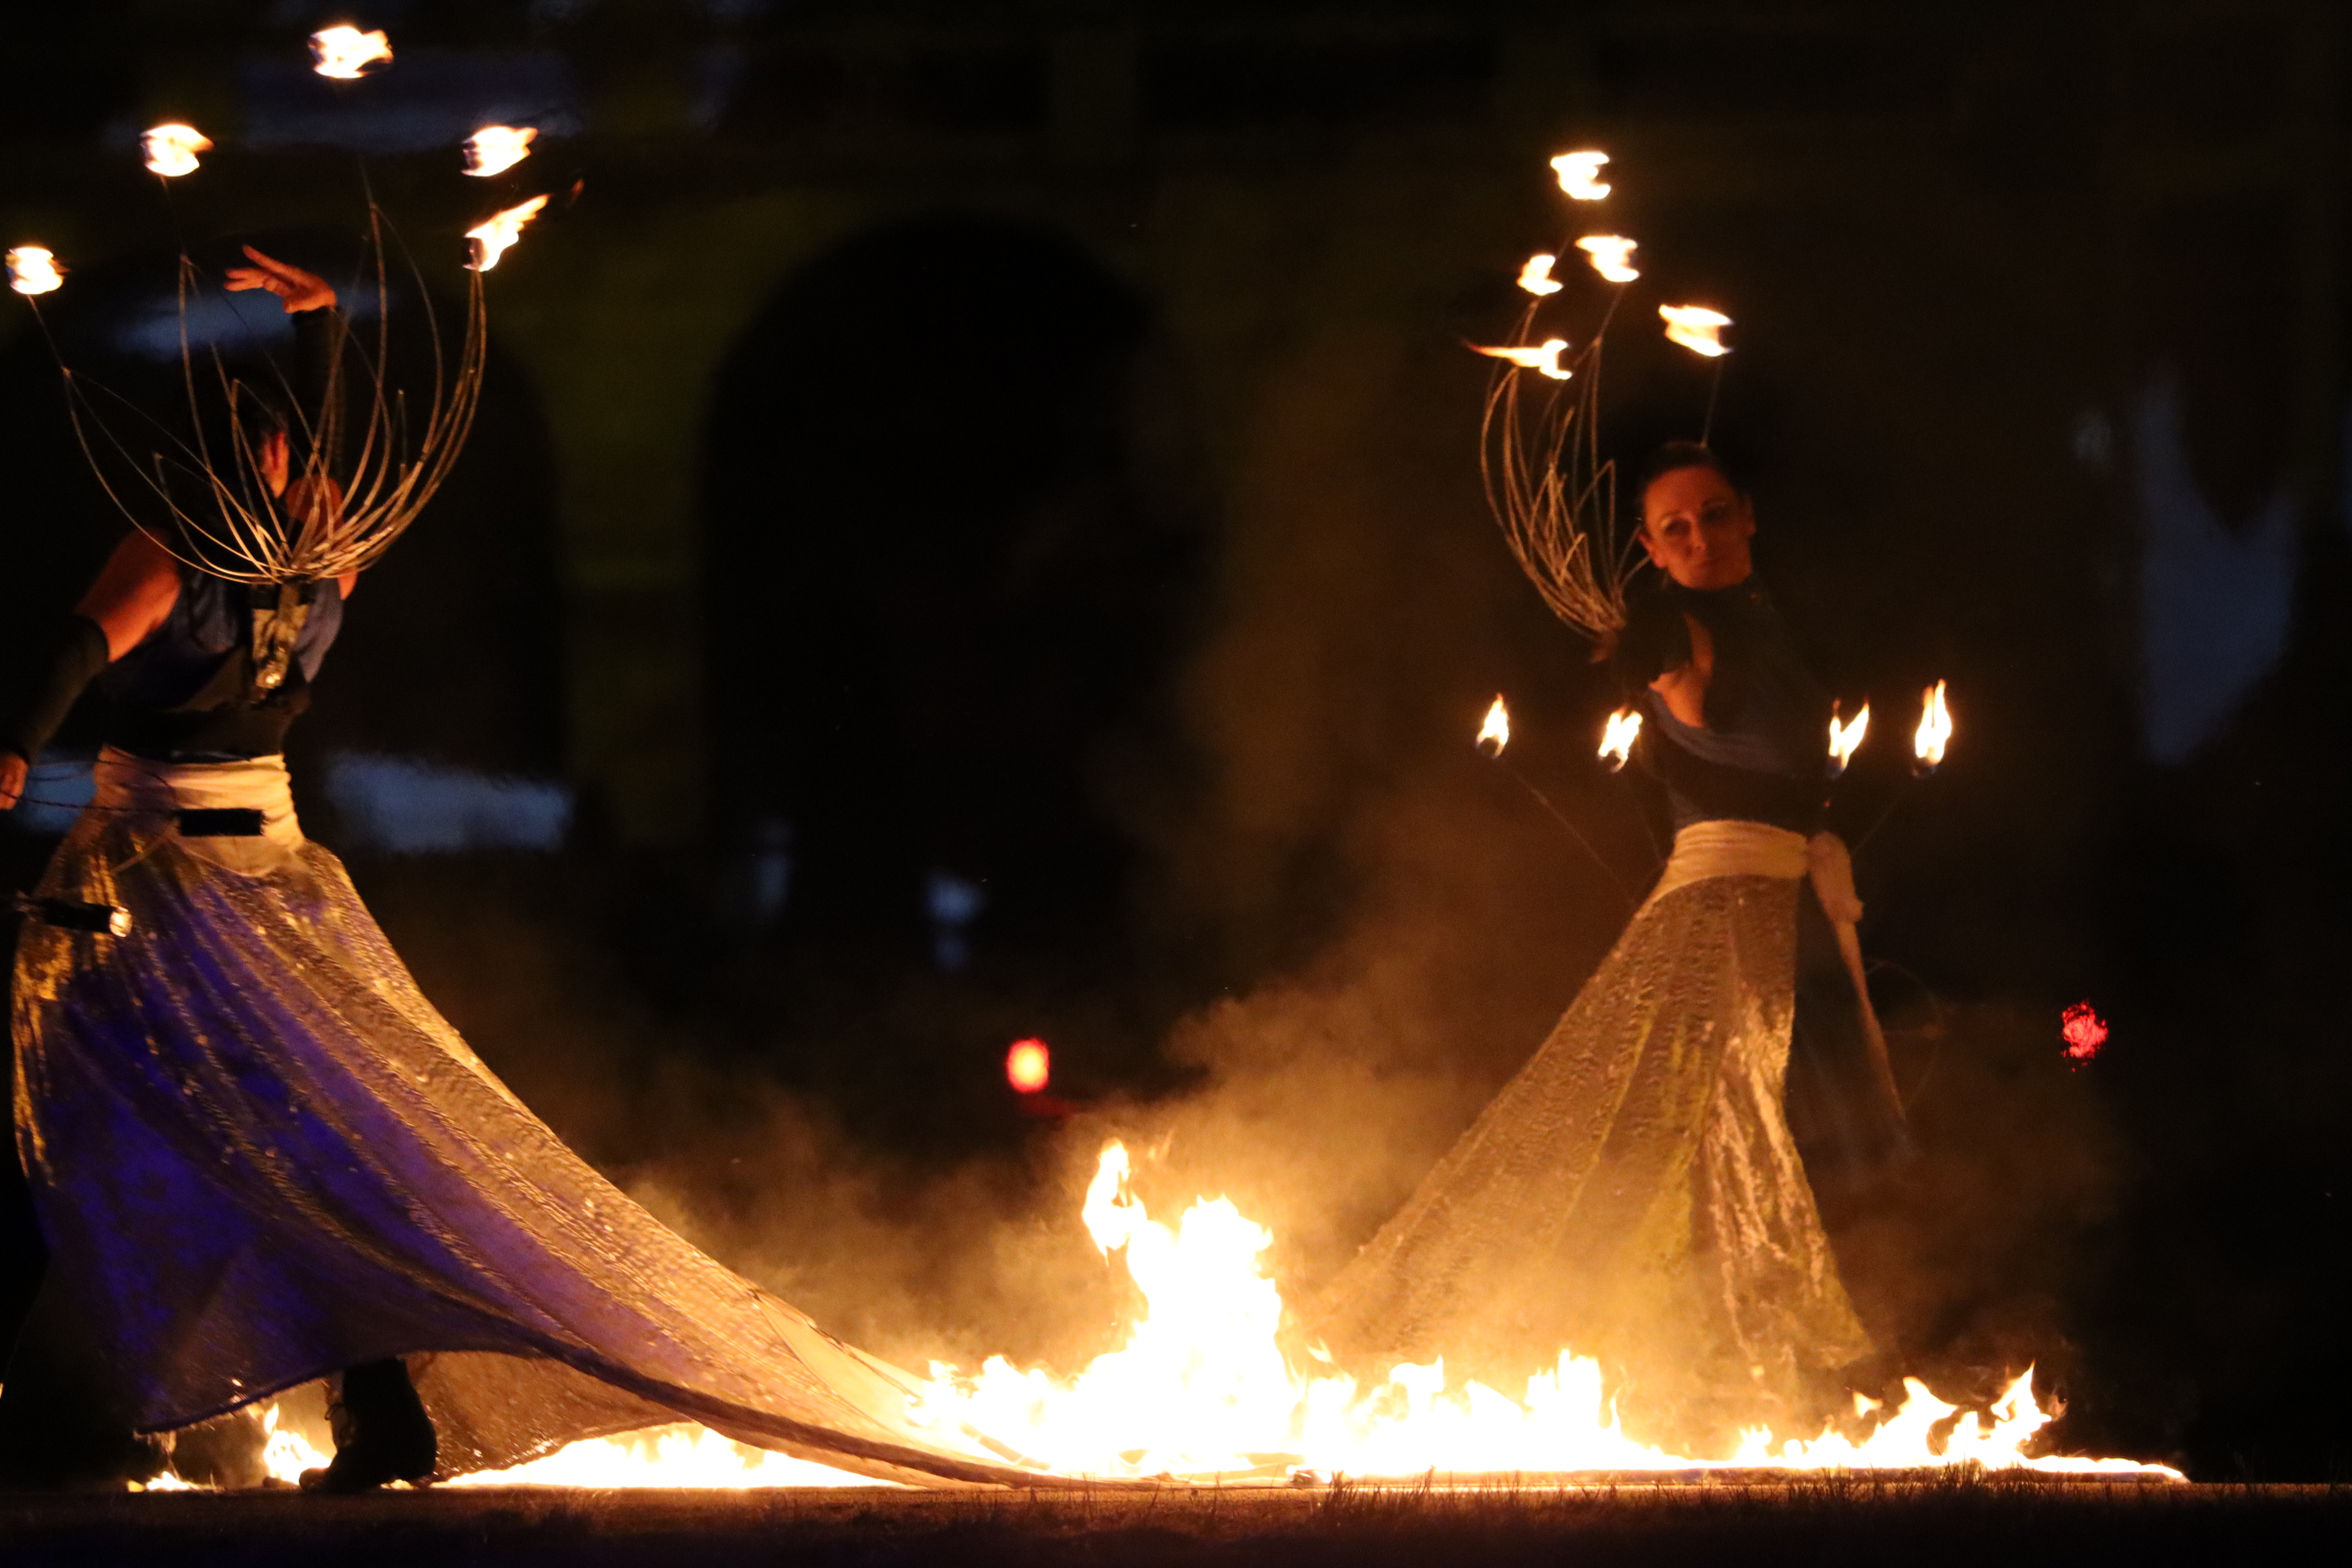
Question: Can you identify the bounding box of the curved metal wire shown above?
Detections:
[1475,283,1641,644]
[46,202,485,586]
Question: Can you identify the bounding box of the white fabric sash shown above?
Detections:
[93,746,305,875]
[1642,818,1810,910]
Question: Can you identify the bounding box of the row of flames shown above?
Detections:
[7,29,548,297]
[180,1141,2171,1492]
[1478,681,1952,776]
[1473,150,1733,375]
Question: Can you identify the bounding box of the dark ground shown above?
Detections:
[2,1478,2342,1568]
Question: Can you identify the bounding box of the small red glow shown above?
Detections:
[1005,1039,1051,1095]
[2060,1003,2108,1067]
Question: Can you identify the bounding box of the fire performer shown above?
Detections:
[1316,442,1908,1450]
[0,252,1038,1492]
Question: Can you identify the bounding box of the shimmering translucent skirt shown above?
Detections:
[1315,846,1873,1451]
[9,754,1027,1484]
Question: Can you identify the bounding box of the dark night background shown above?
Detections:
[1,0,2347,1483]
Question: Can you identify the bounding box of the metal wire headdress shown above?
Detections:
[54,205,486,586]
[1476,295,1637,643]
[1471,155,1735,646]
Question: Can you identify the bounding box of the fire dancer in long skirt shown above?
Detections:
[1317,442,1908,1451]
[0,253,1032,1492]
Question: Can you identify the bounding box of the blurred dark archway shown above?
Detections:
[701,214,1209,1102]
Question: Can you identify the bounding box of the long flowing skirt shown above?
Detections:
[10,754,1032,1484]
[1312,858,1873,1451]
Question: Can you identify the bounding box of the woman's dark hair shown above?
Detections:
[1640,439,1743,495]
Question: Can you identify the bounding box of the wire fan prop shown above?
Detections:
[56,210,487,586]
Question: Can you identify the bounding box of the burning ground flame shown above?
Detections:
[311,25,393,79]
[1472,339,1571,380]
[1598,708,1642,770]
[6,247,63,296]
[1477,696,1510,758]
[1828,703,1869,775]
[1576,236,1640,284]
[206,1140,2175,1489]
[466,195,548,271]
[1914,680,1952,769]
[141,123,213,178]
[906,1143,2180,1481]
[1516,254,1563,297]
[1550,151,1611,201]
[1660,305,1732,358]
[465,125,537,177]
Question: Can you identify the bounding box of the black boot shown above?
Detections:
[302,1358,436,1493]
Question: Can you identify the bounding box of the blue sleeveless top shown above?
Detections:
[97,567,345,760]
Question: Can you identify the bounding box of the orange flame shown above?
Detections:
[6,246,64,296]
[1576,235,1640,284]
[1828,702,1869,774]
[465,124,537,177]
[1598,708,1642,770]
[1515,254,1563,297]
[906,1141,2182,1483]
[1477,696,1510,758]
[1005,1039,1051,1095]
[141,123,213,178]
[1549,151,1610,201]
[1914,680,1951,768]
[1472,338,1570,380]
[466,195,548,271]
[1660,305,1731,357]
[310,25,393,79]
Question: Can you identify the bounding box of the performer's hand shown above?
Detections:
[0,752,26,812]
[223,247,336,314]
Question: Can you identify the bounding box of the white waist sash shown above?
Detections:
[1642,819,1810,911]
[93,747,305,875]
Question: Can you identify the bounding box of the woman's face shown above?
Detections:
[1641,465,1756,589]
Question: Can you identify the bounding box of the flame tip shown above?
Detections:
[310,24,394,79]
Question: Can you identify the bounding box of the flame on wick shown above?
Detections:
[1914,680,1951,771]
[1477,696,1510,759]
[1005,1039,1051,1095]
[1828,702,1870,777]
[465,124,537,177]
[1516,254,1563,297]
[1660,305,1732,358]
[2060,1003,2107,1068]
[141,123,213,178]
[1472,338,1571,380]
[466,195,549,271]
[1576,235,1640,284]
[6,246,64,296]
[1550,151,1610,201]
[1598,708,1642,771]
[310,25,393,79]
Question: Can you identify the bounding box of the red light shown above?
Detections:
[1005,1038,1051,1095]
[2060,1003,2107,1067]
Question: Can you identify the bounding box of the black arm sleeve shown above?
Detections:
[2,614,109,763]
[292,307,346,473]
